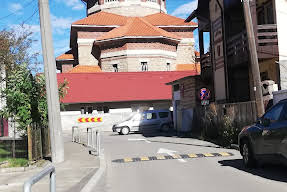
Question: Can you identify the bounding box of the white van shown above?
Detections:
[112,110,173,135]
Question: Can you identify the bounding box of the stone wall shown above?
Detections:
[78,42,99,66]
[101,55,176,72]
[88,0,167,16]
[176,39,195,65]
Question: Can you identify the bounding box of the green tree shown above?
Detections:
[0,27,69,134]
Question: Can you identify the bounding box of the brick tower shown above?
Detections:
[83,0,167,16]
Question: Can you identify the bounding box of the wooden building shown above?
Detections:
[186,0,284,103]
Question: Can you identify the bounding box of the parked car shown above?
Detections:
[238,99,287,168]
[112,110,173,135]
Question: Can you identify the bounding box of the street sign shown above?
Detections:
[198,88,211,101]
[77,117,103,123]
[201,100,210,106]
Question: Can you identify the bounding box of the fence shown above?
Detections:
[72,126,100,156]
[28,123,51,161]
[195,101,258,145]
[210,101,258,125]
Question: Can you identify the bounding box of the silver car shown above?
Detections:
[112,110,173,135]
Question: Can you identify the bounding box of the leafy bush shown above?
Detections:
[200,105,241,147]
[218,115,239,147]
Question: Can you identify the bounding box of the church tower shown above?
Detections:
[82,0,167,17]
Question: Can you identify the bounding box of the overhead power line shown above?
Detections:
[0,0,36,21]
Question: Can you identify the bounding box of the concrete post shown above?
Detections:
[243,1,265,117]
[38,0,64,163]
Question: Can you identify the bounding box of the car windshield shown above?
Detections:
[123,113,139,121]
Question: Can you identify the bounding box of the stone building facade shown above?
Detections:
[86,0,167,17]
[56,0,198,73]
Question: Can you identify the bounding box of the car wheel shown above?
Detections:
[242,140,256,168]
[121,127,130,135]
[161,124,170,132]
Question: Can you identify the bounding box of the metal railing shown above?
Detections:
[23,165,55,192]
[72,126,100,156]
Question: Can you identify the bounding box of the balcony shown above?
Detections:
[201,53,211,68]
[200,53,212,81]
[257,24,278,59]
[226,31,249,66]
[226,24,278,65]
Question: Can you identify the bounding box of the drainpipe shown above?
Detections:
[215,0,229,102]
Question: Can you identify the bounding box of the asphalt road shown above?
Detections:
[94,131,287,192]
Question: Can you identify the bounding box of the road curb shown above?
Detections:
[80,151,106,192]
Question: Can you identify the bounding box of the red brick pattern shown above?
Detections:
[78,31,107,39]
[169,32,194,38]
[101,42,176,53]
[62,64,74,73]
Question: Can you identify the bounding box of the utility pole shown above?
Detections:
[38,0,64,163]
[243,1,265,117]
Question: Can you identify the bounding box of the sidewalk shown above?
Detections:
[0,131,100,192]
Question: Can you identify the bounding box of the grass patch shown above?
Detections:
[8,158,28,167]
[0,158,28,168]
[0,148,10,156]
[0,144,28,168]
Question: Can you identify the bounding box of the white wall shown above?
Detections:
[275,0,287,89]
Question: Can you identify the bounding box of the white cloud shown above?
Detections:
[9,3,23,14]
[56,0,84,10]
[54,39,70,56]
[9,24,40,37]
[51,14,74,34]
[171,0,198,18]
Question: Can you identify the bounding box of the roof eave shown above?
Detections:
[62,98,172,105]
[185,9,198,22]
[94,36,181,44]
[72,24,120,28]
[166,75,199,85]
[157,25,198,28]
[56,59,74,61]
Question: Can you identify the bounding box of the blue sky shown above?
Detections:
[0,0,199,72]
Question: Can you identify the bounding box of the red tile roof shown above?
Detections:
[72,12,197,27]
[143,13,197,26]
[57,71,198,104]
[56,53,74,61]
[176,64,197,71]
[68,65,102,73]
[96,17,180,41]
[72,11,127,26]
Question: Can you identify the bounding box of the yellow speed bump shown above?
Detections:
[156,156,166,160]
[203,153,214,157]
[219,152,231,157]
[171,154,181,159]
[188,154,198,158]
[140,157,149,161]
[124,158,133,163]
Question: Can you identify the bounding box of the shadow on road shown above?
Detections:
[142,130,221,149]
[218,159,287,183]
